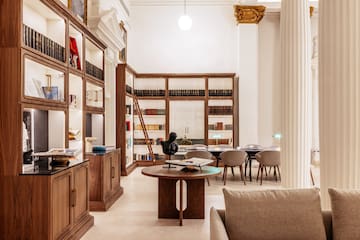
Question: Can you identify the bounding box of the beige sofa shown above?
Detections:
[210,208,333,240]
[210,188,360,240]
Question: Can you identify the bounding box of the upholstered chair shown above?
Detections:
[219,150,247,185]
[255,150,281,185]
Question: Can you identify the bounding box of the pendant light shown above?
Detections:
[178,0,192,31]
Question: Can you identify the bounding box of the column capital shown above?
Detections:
[233,5,266,24]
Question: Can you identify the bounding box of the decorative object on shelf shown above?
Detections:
[42,74,59,100]
[70,37,81,70]
[178,0,192,31]
[233,5,266,24]
[92,145,106,153]
[69,128,80,140]
[85,137,97,152]
[69,94,77,108]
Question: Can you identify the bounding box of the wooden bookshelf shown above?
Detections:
[0,0,108,237]
[116,64,238,175]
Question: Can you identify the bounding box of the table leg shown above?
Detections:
[183,179,205,219]
[158,178,178,219]
[249,158,252,181]
[179,180,183,226]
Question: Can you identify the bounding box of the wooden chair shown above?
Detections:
[220,150,247,185]
[255,150,281,185]
[185,150,214,186]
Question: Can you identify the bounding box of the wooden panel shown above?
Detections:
[52,171,72,240]
[73,163,89,222]
[0,176,51,239]
[111,151,120,190]
[0,0,21,47]
[103,154,112,199]
[89,155,102,200]
[0,48,22,176]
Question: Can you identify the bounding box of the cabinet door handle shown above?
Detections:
[71,189,77,207]
[111,166,115,178]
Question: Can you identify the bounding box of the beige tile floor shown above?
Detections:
[82,166,319,240]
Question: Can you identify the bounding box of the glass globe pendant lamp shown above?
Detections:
[178,0,192,30]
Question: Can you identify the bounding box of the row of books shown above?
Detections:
[134,108,166,115]
[208,106,233,115]
[133,153,163,161]
[209,89,233,96]
[208,139,231,145]
[86,61,104,80]
[208,123,233,130]
[135,124,165,131]
[133,138,155,145]
[169,89,205,96]
[134,89,165,96]
[23,24,65,63]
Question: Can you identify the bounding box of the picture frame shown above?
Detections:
[68,0,87,23]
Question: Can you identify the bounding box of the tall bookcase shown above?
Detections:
[116,64,238,176]
[0,0,106,238]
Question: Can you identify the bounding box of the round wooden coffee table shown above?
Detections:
[142,165,221,226]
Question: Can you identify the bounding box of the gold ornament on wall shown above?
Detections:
[234,5,266,24]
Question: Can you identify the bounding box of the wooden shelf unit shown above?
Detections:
[116,64,238,176]
[0,0,108,238]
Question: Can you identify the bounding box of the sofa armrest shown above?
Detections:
[210,207,229,240]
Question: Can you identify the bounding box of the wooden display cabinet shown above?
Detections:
[86,149,124,211]
[0,0,108,238]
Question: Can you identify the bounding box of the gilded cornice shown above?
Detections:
[234,5,266,24]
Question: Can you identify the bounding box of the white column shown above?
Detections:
[280,0,312,188]
[319,0,360,209]
[237,24,259,146]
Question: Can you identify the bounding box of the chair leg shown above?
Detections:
[245,160,248,176]
[223,166,228,185]
[276,166,281,181]
[260,166,264,185]
[265,167,268,176]
[240,165,246,185]
[274,166,277,181]
[257,164,261,181]
[231,167,235,177]
[206,177,210,186]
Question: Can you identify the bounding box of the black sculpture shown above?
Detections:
[161,132,178,159]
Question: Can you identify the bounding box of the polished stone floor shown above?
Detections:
[82,166,318,240]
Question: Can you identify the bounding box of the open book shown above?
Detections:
[165,157,213,167]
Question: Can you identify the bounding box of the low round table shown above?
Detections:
[142,165,221,226]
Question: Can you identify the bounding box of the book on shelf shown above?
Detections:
[23,24,65,63]
[86,61,104,80]
[134,89,165,97]
[134,108,165,115]
[168,89,205,96]
[208,106,233,115]
[209,89,233,96]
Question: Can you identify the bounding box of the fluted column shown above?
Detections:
[280,0,312,188]
[319,0,360,209]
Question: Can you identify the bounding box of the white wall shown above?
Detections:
[128,5,237,73]
[127,5,285,146]
[258,13,281,147]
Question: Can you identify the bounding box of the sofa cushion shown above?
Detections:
[222,188,326,240]
[328,188,360,240]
